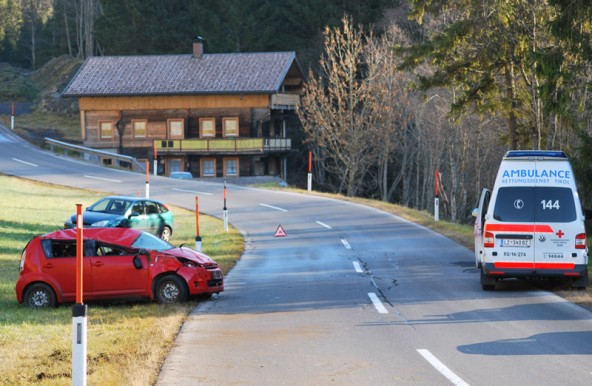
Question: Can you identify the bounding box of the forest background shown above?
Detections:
[1,0,592,225]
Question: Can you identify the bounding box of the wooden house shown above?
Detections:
[62,41,303,179]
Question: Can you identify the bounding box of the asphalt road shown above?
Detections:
[1,125,591,385]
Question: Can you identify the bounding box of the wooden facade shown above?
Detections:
[77,93,298,178]
[63,47,304,179]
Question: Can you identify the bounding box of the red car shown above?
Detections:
[16,228,224,308]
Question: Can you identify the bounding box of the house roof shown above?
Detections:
[62,51,302,97]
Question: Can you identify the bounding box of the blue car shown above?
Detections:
[64,196,174,241]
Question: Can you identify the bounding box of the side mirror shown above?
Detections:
[471,208,479,218]
[133,255,143,269]
[128,211,140,219]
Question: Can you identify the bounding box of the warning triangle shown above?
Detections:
[274,225,287,237]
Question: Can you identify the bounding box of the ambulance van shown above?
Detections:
[473,150,589,290]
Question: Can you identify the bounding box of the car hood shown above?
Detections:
[69,211,122,225]
[163,247,218,266]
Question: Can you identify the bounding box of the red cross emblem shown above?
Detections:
[556,230,564,238]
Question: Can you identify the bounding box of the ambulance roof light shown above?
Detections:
[504,150,567,159]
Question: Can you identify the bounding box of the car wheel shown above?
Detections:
[480,268,495,291]
[23,283,57,308]
[160,226,172,242]
[155,275,187,304]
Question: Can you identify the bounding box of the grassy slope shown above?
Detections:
[0,175,242,386]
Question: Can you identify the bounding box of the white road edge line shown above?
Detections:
[12,158,38,167]
[172,188,213,196]
[83,175,122,183]
[417,349,470,386]
[341,238,351,249]
[368,292,388,314]
[259,203,288,212]
[352,261,363,273]
[315,220,332,229]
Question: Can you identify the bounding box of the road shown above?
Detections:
[1,125,591,385]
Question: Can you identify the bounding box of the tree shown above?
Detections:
[20,0,53,69]
[364,24,415,202]
[0,0,23,63]
[400,0,568,150]
[298,16,378,196]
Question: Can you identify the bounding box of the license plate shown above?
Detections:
[500,239,531,247]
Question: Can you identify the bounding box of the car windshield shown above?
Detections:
[88,198,132,214]
[131,232,174,251]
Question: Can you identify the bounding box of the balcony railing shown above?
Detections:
[270,93,300,110]
[155,137,291,153]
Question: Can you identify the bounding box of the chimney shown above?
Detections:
[193,36,205,59]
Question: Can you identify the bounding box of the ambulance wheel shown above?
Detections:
[571,270,589,290]
[480,268,495,291]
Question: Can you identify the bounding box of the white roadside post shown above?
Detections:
[72,204,87,386]
[307,151,312,192]
[434,170,440,222]
[10,103,15,130]
[153,145,158,176]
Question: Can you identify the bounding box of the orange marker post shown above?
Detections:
[195,196,202,251]
[145,160,150,198]
[73,204,87,385]
[223,179,228,232]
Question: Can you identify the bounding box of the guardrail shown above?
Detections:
[42,137,146,173]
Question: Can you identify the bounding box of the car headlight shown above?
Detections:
[91,220,111,227]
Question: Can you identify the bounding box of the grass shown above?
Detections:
[0,175,243,386]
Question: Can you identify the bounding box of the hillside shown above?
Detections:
[0,56,82,145]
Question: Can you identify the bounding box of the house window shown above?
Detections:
[224,158,239,177]
[201,158,216,177]
[223,117,239,137]
[168,118,184,139]
[169,158,183,174]
[99,121,113,139]
[200,118,216,138]
[133,120,147,138]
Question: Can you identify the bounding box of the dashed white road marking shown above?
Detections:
[352,261,363,273]
[172,188,213,196]
[340,238,351,249]
[259,203,288,212]
[83,175,121,183]
[12,158,37,167]
[417,349,470,386]
[315,220,332,229]
[368,292,388,314]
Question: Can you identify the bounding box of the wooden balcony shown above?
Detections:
[270,93,300,110]
[155,137,291,155]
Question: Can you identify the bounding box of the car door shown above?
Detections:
[144,201,164,235]
[40,239,93,300]
[473,188,490,268]
[533,186,578,268]
[87,242,150,298]
[491,186,536,267]
[128,201,151,233]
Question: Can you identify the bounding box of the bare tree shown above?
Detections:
[365,24,415,202]
[298,16,378,197]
